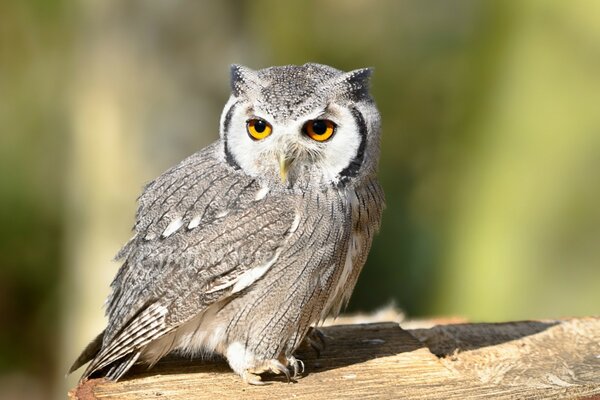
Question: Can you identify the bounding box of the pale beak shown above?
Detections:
[278,153,294,183]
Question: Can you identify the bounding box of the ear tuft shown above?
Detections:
[338,67,373,101]
[230,64,258,97]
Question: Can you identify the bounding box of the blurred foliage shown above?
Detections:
[0,0,599,398]
[0,0,71,389]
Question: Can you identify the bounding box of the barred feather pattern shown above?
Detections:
[71,63,384,381]
[72,143,383,380]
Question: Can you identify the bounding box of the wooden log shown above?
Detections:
[69,317,600,400]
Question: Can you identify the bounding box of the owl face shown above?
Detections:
[219,63,380,189]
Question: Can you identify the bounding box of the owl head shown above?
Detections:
[219,63,381,189]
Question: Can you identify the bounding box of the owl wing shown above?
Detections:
[77,142,299,378]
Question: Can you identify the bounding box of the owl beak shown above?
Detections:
[278,153,294,183]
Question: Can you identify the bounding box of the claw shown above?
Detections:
[271,361,291,383]
[228,342,297,385]
[243,359,290,384]
[287,356,305,378]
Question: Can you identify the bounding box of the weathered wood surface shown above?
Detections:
[69,317,600,400]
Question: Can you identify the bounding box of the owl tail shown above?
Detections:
[67,330,104,376]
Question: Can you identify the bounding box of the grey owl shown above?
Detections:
[69,63,385,384]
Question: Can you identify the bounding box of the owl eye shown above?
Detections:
[246,118,272,140]
[303,119,336,142]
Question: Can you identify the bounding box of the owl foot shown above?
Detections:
[242,359,290,385]
[287,355,305,378]
[227,342,303,384]
[304,327,327,357]
[242,370,266,385]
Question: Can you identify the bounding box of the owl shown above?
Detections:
[69,63,385,385]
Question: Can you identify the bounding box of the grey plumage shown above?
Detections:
[70,63,384,384]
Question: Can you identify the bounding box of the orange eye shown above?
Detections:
[303,119,336,142]
[246,118,272,140]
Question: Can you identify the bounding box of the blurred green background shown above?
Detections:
[1,0,599,398]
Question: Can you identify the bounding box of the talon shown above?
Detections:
[266,359,290,382]
[228,343,294,385]
[287,355,305,378]
[276,364,290,383]
[293,359,305,377]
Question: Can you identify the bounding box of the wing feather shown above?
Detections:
[80,143,297,378]
[82,302,170,378]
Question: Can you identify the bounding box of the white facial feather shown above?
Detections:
[221,99,362,186]
[312,105,361,184]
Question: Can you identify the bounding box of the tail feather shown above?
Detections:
[70,303,171,381]
[68,330,141,381]
[105,352,141,381]
[68,330,104,375]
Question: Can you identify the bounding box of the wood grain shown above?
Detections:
[69,317,600,399]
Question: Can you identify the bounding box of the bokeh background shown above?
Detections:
[1,0,599,398]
